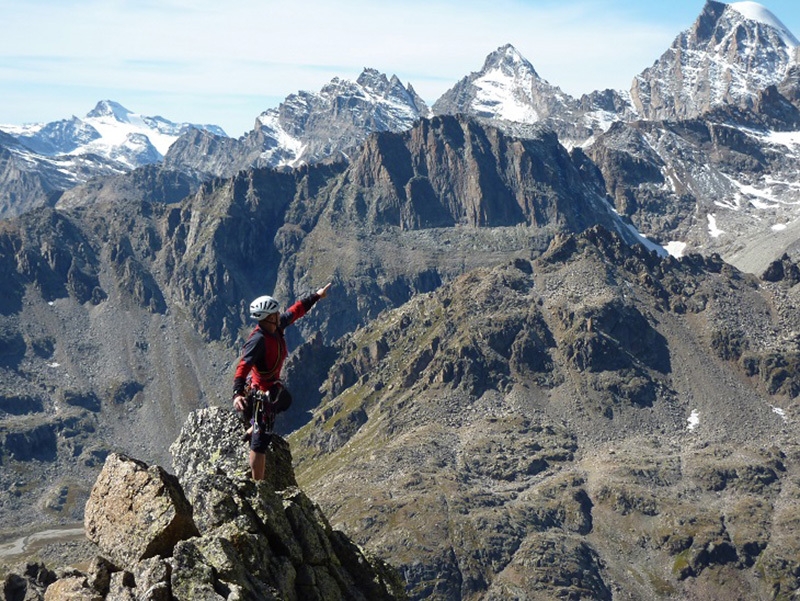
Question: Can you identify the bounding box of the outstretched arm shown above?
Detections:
[279,282,333,329]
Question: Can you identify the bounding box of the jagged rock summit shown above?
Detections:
[3,407,406,601]
[163,68,430,179]
[631,0,800,120]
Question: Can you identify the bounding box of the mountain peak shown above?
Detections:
[86,100,134,122]
[483,43,538,77]
[356,67,391,88]
[432,44,576,126]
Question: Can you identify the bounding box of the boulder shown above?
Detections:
[84,453,199,567]
[2,562,56,601]
[43,575,103,601]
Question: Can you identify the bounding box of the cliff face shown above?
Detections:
[3,407,406,601]
[343,116,630,236]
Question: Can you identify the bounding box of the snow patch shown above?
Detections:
[707,214,724,238]
[722,169,800,209]
[763,130,800,148]
[772,406,787,421]
[255,112,305,167]
[613,218,667,257]
[687,410,700,431]
[474,67,540,123]
[772,223,788,232]
[664,241,687,258]
[0,123,44,136]
[79,113,175,157]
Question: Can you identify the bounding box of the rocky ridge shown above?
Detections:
[2,406,405,601]
[585,93,800,273]
[162,69,430,181]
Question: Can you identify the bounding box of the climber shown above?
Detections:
[232,283,331,480]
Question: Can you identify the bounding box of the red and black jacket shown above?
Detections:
[233,293,320,396]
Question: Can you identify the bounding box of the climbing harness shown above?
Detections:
[241,384,288,445]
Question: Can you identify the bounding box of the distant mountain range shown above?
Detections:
[4,100,223,157]
[0,100,224,216]
[1,99,225,168]
[2,1,799,222]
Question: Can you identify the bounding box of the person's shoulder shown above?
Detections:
[246,325,266,342]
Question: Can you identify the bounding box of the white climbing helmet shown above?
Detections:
[249,295,279,320]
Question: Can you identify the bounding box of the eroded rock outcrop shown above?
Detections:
[84,453,199,568]
[4,407,406,601]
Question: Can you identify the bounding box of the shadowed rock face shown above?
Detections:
[345,116,629,237]
[4,407,406,601]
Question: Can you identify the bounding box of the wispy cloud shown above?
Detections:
[1,0,676,91]
[2,0,797,134]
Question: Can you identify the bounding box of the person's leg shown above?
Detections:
[250,450,266,480]
[249,393,272,480]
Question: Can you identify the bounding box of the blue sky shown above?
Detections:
[1,0,798,137]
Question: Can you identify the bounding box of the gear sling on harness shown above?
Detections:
[250,384,292,434]
[242,382,293,450]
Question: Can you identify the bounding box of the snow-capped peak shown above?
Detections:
[482,44,538,77]
[432,44,576,125]
[81,101,184,158]
[0,100,227,172]
[86,100,135,123]
[728,2,799,48]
